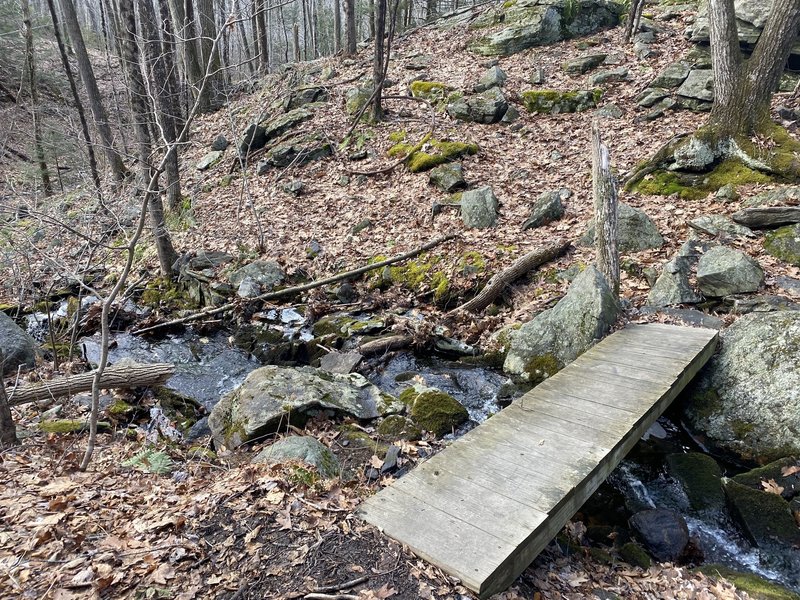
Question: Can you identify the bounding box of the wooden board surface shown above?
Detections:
[357,323,718,598]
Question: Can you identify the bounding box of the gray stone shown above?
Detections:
[264,134,332,168]
[461,186,499,228]
[284,86,328,110]
[588,67,628,86]
[684,312,800,461]
[187,416,211,440]
[346,86,373,116]
[563,54,607,75]
[319,350,363,374]
[523,89,600,114]
[404,55,431,70]
[474,66,508,92]
[196,150,223,171]
[636,88,669,108]
[187,250,234,270]
[530,65,546,85]
[211,135,229,151]
[262,107,315,143]
[634,41,657,60]
[282,180,305,196]
[469,0,622,57]
[209,365,403,449]
[596,103,623,118]
[633,30,656,44]
[229,259,285,289]
[638,307,723,329]
[715,184,740,202]
[629,509,689,562]
[645,97,677,121]
[447,87,509,124]
[237,276,260,299]
[764,224,800,267]
[501,105,521,124]
[675,97,712,113]
[651,61,691,89]
[238,123,267,156]
[744,186,800,208]
[504,266,620,382]
[429,162,467,192]
[696,246,763,297]
[522,188,568,230]
[602,52,625,65]
[724,294,800,315]
[580,202,663,252]
[0,311,38,376]
[689,215,755,239]
[676,69,714,102]
[671,137,715,172]
[646,257,701,307]
[776,275,800,295]
[253,436,340,478]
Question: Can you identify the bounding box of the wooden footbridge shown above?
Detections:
[358,323,718,598]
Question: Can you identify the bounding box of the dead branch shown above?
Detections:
[133,233,459,335]
[449,240,571,314]
[309,576,369,594]
[358,334,414,356]
[592,121,620,296]
[7,362,174,406]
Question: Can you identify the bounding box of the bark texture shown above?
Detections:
[592,122,619,296]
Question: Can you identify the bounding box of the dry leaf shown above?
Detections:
[761,479,785,495]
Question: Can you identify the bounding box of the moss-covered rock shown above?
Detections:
[39,419,111,434]
[388,138,479,173]
[312,314,357,338]
[698,565,800,600]
[633,161,772,200]
[252,435,341,479]
[723,478,800,548]
[409,80,453,100]
[666,452,725,512]
[401,386,469,437]
[377,415,423,441]
[521,89,601,114]
[764,224,800,267]
[733,456,800,498]
[371,254,451,303]
[346,86,374,117]
[619,542,652,569]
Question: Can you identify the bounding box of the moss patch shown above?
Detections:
[140,277,198,311]
[666,452,725,512]
[620,542,651,569]
[403,388,469,437]
[458,251,486,275]
[409,80,453,100]
[733,456,799,491]
[697,565,800,600]
[371,254,452,304]
[388,138,478,173]
[377,415,423,441]
[521,89,601,114]
[39,419,111,434]
[723,478,800,547]
[764,224,800,267]
[524,353,560,385]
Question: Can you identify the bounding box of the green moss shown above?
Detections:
[399,387,417,405]
[219,174,235,188]
[521,89,600,114]
[155,387,202,431]
[39,419,111,434]
[107,400,134,416]
[377,415,423,441]
[311,315,356,337]
[502,0,516,7]
[733,456,798,490]
[404,388,469,437]
[389,137,478,173]
[337,423,388,454]
[666,452,725,512]
[587,547,614,565]
[524,353,560,385]
[140,277,198,311]
[731,419,755,439]
[409,81,452,100]
[697,565,800,600]
[288,465,320,487]
[764,224,800,267]
[188,446,217,460]
[620,542,651,569]
[458,251,486,275]
[705,160,771,189]
[633,170,702,199]
[723,478,800,546]
[388,130,407,143]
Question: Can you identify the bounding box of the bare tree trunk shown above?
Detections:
[181,0,210,112]
[344,0,356,55]
[301,0,308,59]
[46,0,102,198]
[58,0,128,182]
[708,0,800,138]
[138,0,183,212]
[425,0,436,21]
[255,0,269,72]
[197,0,220,103]
[591,121,619,296]
[293,22,300,61]
[117,0,178,277]
[372,0,386,121]
[333,0,342,53]
[21,0,53,197]
[368,0,375,37]
[0,352,18,448]
[232,0,255,75]
[158,0,186,132]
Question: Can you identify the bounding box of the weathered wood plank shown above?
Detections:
[358,324,719,599]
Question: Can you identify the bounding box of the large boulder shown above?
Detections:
[252,436,340,479]
[522,89,601,114]
[284,86,328,110]
[209,365,403,449]
[682,312,800,462]
[262,133,332,169]
[261,107,315,143]
[676,69,714,102]
[238,123,267,156]
[504,266,620,382]
[0,311,38,376]
[469,0,622,57]
[522,188,568,230]
[696,246,763,297]
[580,202,663,252]
[461,186,499,228]
[651,61,691,89]
[629,509,690,562]
[229,259,285,290]
[764,224,800,267]
[447,87,509,124]
[646,257,701,307]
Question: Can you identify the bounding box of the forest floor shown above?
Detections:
[2,1,800,598]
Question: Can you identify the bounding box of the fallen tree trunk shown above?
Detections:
[133,232,459,336]
[449,239,570,314]
[358,334,413,356]
[732,206,800,228]
[7,362,174,406]
[592,121,620,296]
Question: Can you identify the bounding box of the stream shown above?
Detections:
[31,302,795,592]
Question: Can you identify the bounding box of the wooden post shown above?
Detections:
[591,121,619,296]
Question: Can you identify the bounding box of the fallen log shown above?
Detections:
[449,239,570,314]
[7,361,174,406]
[133,232,459,336]
[732,206,800,228]
[358,335,413,356]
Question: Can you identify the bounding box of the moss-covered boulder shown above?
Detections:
[504,266,620,382]
[580,202,663,252]
[377,415,423,441]
[666,452,725,513]
[468,0,622,57]
[764,224,800,267]
[39,419,111,434]
[252,435,340,479]
[697,565,800,600]
[723,478,800,548]
[620,542,651,569]
[0,311,39,376]
[521,89,601,114]
[346,85,373,116]
[682,312,800,462]
[208,365,403,449]
[400,386,469,437]
[263,133,332,169]
[447,87,509,124]
[733,456,800,499]
[409,80,453,100]
[388,138,479,173]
